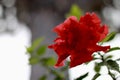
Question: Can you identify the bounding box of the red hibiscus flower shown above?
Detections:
[48,12,110,68]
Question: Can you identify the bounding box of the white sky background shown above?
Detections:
[0,25,31,80]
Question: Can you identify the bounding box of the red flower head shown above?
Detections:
[48,12,110,68]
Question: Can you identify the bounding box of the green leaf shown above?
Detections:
[116,58,120,61]
[92,73,100,80]
[93,58,101,60]
[94,63,101,73]
[46,57,56,66]
[39,75,47,80]
[75,72,88,80]
[61,61,69,71]
[26,37,44,54]
[54,76,63,80]
[29,57,39,65]
[101,32,116,43]
[104,55,113,60]
[41,57,56,66]
[50,68,64,79]
[107,47,120,53]
[66,4,83,20]
[26,47,33,54]
[37,45,47,56]
[32,37,44,49]
[107,60,120,72]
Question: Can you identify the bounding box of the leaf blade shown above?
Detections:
[92,73,100,80]
[40,57,56,66]
[107,60,120,72]
[32,37,44,49]
[37,45,47,56]
[107,47,120,53]
[75,72,88,80]
[94,63,101,73]
[29,57,39,65]
[101,32,116,43]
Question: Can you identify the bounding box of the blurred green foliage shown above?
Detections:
[26,37,69,80]
[66,4,83,20]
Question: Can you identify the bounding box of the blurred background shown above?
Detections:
[0,0,120,80]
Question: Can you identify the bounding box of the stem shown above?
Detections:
[97,52,116,80]
[107,66,116,80]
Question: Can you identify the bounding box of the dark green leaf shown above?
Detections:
[101,32,116,43]
[99,62,104,66]
[108,72,115,79]
[54,76,64,80]
[107,47,120,53]
[39,75,47,80]
[41,57,56,66]
[107,60,120,72]
[94,63,101,73]
[66,4,83,20]
[116,58,120,61]
[29,57,39,65]
[92,73,100,80]
[75,72,88,80]
[93,58,101,60]
[37,45,47,56]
